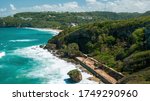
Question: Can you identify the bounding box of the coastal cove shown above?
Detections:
[0,27,97,84]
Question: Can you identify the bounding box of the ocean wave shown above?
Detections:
[9,39,38,42]
[24,27,60,35]
[13,46,97,84]
[0,52,5,58]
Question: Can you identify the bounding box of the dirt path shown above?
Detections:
[76,57,117,84]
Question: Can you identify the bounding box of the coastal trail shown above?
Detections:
[76,57,117,84]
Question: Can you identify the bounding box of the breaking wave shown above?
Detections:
[24,27,60,35]
[0,52,5,58]
[9,39,38,42]
[13,46,97,84]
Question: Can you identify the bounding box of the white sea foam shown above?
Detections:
[0,52,5,58]
[24,27,60,35]
[9,39,38,42]
[13,46,98,84]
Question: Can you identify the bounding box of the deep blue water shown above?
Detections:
[0,28,53,84]
[0,28,95,84]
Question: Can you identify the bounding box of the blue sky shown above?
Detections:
[0,0,150,17]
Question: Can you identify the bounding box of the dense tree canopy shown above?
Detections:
[1,11,150,83]
[0,11,147,29]
[46,15,150,83]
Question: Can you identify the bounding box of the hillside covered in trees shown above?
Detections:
[0,11,150,83]
[0,11,145,29]
[45,15,150,84]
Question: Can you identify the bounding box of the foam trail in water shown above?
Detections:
[9,39,38,42]
[0,52,5,58]
[24,27,60,35]
[13,46,97,84]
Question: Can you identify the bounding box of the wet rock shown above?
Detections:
[67,69,82,83]
[39,45,45,48]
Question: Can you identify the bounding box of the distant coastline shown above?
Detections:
[0,27,63,35]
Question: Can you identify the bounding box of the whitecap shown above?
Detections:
[9,39,38,42]
[24,27,60,35]
[0,52,5,58]
[13,46,98,84]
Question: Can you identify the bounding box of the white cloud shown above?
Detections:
[10,4,16,10]
[86,0,97,4]
[20,2,80,12]
[84,0,150,12]
[13,0,150,15]
[1,0,150,17]
[0,8,7,12]
[63,2,79,8]
[106,0,150,12]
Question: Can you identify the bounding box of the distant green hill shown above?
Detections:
[0,11,147,29]
[1,11,150,83]
[142,11,150,16]
[46,16,150,84]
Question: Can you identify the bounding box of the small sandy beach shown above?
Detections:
[41,28,63,33]
[24,27,63,34]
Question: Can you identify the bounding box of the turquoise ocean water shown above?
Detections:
[0,28,96,84]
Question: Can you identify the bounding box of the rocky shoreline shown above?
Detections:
[40,44,100,83]
[38,27,101,83]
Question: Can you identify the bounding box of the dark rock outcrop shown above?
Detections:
[39,45,45,48]
[67,69,82,83]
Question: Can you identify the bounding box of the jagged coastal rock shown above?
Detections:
[67,69,82,83]
[39,45,45,48]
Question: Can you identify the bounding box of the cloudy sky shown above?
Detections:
[0,0,150,17]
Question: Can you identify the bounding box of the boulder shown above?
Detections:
[39,45,45,48]
[67,69,82,83]
[44,43,56,50]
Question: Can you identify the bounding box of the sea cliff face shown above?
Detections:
[45,16,150,84]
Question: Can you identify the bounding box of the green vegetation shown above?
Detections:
[46,15,150,84]
[0,11,145,29]
[1,10,150,83]
[123,50,150,73]
[118,67,150,84]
